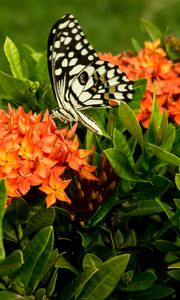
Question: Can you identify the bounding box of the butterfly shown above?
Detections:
[48,14,134,135]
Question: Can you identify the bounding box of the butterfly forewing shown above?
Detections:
[48,14,134,134]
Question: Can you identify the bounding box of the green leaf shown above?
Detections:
[61,268,98,300]
[130,78,147,114]
[78,254,130,300]
[133,175,171,200]
[105,148,146,182]
[35,51,49,83]
[24,207,55,236]
[0,250,24,277]
[175,173,180,190]
[146,83,162,146]
[87,193,119,227]
[113,128,134,167]
[83,253,103,271]
[140,19,163,40]
[131,38,142,52]
[158,113,175,150]
[155,198,174,219]
[12,226,54,294]
[3,217,18,243]
[0,291,27,300]
[4,37,25,80]
[124,200,163,217]
[170,210,180,233]
[118,102,144,149]
[0,71,33,101]
[153,240,180,252]
[125,284,174,300]
[6,198,29,225]
[148,143,180,167]
[0,178,7,263]
[167,270,180,281]
[47,268,58,297]
[55,253,78,274]
[168,261,180,269]
[122,271,157,291]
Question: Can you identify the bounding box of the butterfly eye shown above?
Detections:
[79,71,89,85]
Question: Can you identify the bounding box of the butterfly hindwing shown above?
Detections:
[48,14,134,134]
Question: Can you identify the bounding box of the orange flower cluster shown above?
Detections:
[99,39,180,128]
[0,105,96,207]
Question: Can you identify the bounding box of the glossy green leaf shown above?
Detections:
[87,193,119,227]
[146,83,162,146]
[118,102,143,149]
[0,291,27,300]
[78,254,130,300]
[148,143,180,167]
[0,71,33,101]
[133,176,170,200]
[170,210,180,233]
[124,284,174,300]
[168,261,180,269]
[175,173,180,190]
[153,240,180,252]
[105,148,146,182]
[124,200,163,216]
[158,113,175,150]
[12,226,53,293]
[55,253,78,274]
[0,250,23,277]
[113,128,134,167]
[35,51,49,82]
[3,217,18,243]
[47,268,58,297]
[155,198,174,219]
[4,37,25,80]
[141,18,163,40]
[167,270,180,281]
[6,198,29,225]
[83,253,103,271]
[131,37,142,52]
[61,268,98,300]
[0,178,7,263]
[122,271,157,291]
[129,78,147,114]
[24,207,55,236]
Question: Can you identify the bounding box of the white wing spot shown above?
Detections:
[122,75,129,82]
[72,28,78,34]
[81,48,88,56]
[107,69,114,79]
[55,68,62,76]
[64,37,72,45]
[75,42,83,50]
[88,55,94,61]
[62,58,68,67]
[83,39,88,44]
[54,40,60,48]
[69,21,75,28]
[75,34,81,41]
[69,58,78,66]
[68,51,74,58]
[69,64,85,76]
[52,28,56,34]
[59,20,69,30]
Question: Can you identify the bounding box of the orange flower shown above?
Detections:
[0,106,97,207]
[99,39,180,128]
[39,172,71,207]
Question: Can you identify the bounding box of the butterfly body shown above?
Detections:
[48,14,134,134]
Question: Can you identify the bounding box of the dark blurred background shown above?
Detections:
[0,0,179,72]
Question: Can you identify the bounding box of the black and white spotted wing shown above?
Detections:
[48,14,134,135]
